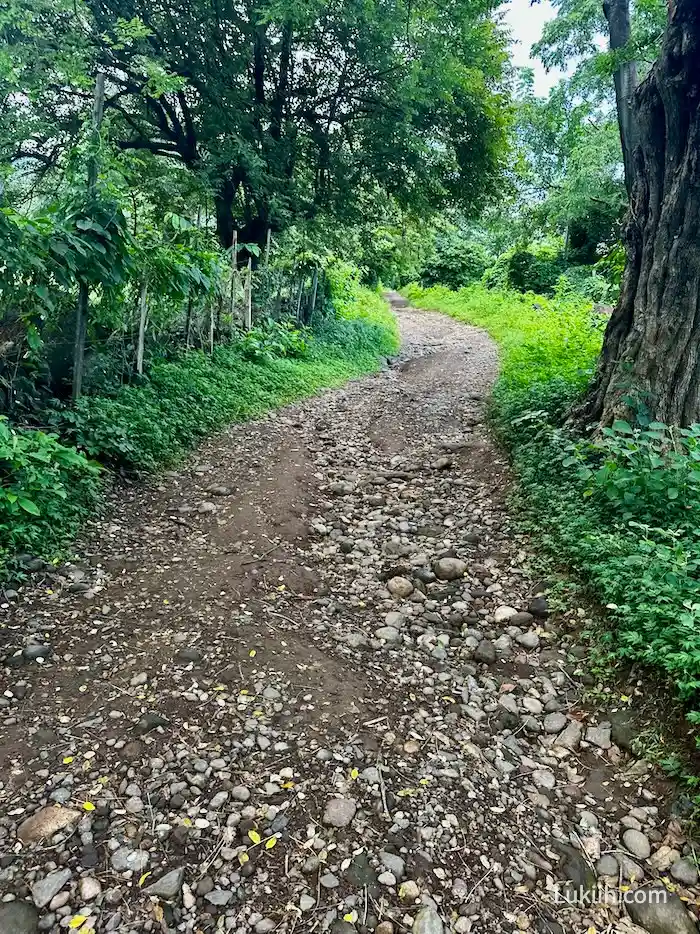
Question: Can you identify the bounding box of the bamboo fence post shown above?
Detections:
[244,257,253,330]
[229,230,238,336]
[136,279,148,375]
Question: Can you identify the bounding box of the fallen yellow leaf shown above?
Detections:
[68,918,87,930]
[82,802,95,812]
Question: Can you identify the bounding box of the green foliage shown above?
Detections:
[238,321,311,364]
[3,0,512,246]
[406,280,700,722]
[421,227,493,290]
[325,261,400,355]
[568,421,700,527]
[482,243,567,295]
[0,416,101,573]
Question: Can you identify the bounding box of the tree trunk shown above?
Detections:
[215,175,237,248]
[578,0,700,428]
[603,0,638,196]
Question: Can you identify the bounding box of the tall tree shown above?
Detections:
[579,0,700,426]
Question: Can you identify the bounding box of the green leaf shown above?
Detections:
[18,497,41,516]
[612,419,634,434]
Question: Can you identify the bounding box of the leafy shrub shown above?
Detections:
[420,231,492,291]
[482,244,566,295]
[0,417,101,574]
[567,421,700,526]
[325,260,400,355]
[556,268,612,303]
[239,321,311,363]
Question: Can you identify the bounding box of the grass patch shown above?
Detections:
[1,281,398,579]
[406,281,700,732]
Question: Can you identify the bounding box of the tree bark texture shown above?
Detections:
[579,0,700,428]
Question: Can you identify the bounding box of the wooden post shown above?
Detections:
[185,291,193,348]
[72,71,105,401]
[209,300,215,353]
[136,279,148,375]
[309,268,319,321]
[229,229,238,336]
[294,277,304,323]
[264,227,272,265]
[216,292,222,335]
[244,257,253,330]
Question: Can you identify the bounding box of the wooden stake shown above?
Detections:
[72,71,105,401]
[264,227,272,265]
[229,230,238,336]
[209,300,215,353]
[185,291,193,348]
[295,277,304,323]
[136,279,148,375]
[244,257,253,330]
[309,268,319,321]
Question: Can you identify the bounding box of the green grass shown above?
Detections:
[1,281,398,578]
[405,281,700,731]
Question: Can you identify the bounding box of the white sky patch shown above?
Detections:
[503,0,564,96]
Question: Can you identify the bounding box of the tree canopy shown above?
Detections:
[2,0,512,246]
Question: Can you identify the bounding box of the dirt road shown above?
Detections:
[0,298,695,934]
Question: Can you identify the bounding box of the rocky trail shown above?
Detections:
[1,297,698,934]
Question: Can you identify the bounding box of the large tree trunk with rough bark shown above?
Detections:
[578,0,700,428]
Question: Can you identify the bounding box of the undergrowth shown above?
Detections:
[1,270,397,578]
[406,281,700,732]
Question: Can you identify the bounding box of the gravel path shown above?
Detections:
[1,298,698,934]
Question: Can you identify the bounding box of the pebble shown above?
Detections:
[145,867,185,898]
[671,857,699,885]
[543,712,567,734]
[622,828,651,860]
[110,847,150,873]
[387,576,414,598]
[323,797,357,827]
[31,869,72,908]
[626,885,698,934]
[0,901,39,934]
[433,557,467,581]
[412,905,444,934]
[79,877,102,901]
